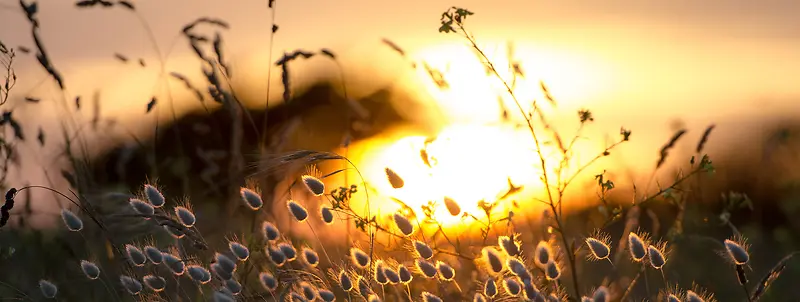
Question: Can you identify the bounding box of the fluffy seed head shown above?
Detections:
[144,184,165,207]
[586,237,611,260]
[144,246,163,264]
[413,240,434,259]
[290,292,306,302]
[225,279,242,295]
[393,213,414,236]
[484,278,498,297]
[39,280,57,298]
[125,244,147,266]
[422,291,443,302]
[667,293,681,302]
[482,247,504,274]
[143,275,166,292]
[628,232,648,262]
[318,289,335,302]
[398,264,413,284]
[546,261,561,280]
[474,293,487,302]
[174,206,196,227]
[523,278,543,301]
[350,247,370,268]
[443,197,461,216]
[129,198,154,216]
[214,253,237,274]
[534,241,552,267]
[436,260,455,281]
[593,286,609,302]
[278,243,297,261]
[300,281,317,300]
[507,257,527,277]
[228,241,250,261]
[262,221,280,241]
[240,187,263,210]
[320,206,334,224]
[163,252,186,275]
[268,246,286,266]
[503,277,522,296]
[60,209,83,231]
[301,247,319,267]
[215,289,235,302]
[686,290,705,302]
[724,238,749,265]
[384,266,400,284]
[80,260,100,280]
[357,276,372,297]
[287,200,309,222]
[648,244,667,269]
[302,175,325,196]
[187,265,212,284]
[499,235,520,257]
[374,260,389,284]
[119,275,143,295]
[259,272,278,291]
[385,167,404,188]
[212,263,233,280]
[416,259,437,278]
[338,270,353,291]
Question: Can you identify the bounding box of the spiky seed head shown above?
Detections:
[474,293,488,302]
[338,270,353,291]
[187,265,212,284]
[320,206,334,224]
[301,175,325,196]
[546,261,561,280]
[586,237,611,260]
[385,167,404,188]
[523,278,543,301]
[60,209,83,231]
[228,241,250,261]
[39,280,57,298]
[119,275,143,295]
[548,294,561,302]
[413,240,434,259]
[724,238,749,265]
[398,264,413,284]
[163,225,184,238]
[80,260,100,280]
[367,294,382,302]
[174,206,196,227]
[268,246,286,266]
[214,289,235,302]
[163,252,186,275]
[129,198,154,216]
[143,275,166,292]
[648,245,667,269]
[350,247,370,268]
[436,260,455,281]
[214,253,237,274]
[686,290,705,302]
[318,289,335,302]
[393,213,414,236]
[443,197,461,216]
[374,260,389,284]
[499,235,520,257]
[482,246,504,274]
[290,292,306,302]
[534,241,552,267]
[503,277,522,296]
[302,247,319,267]
[259,272,278,291]
[240,187,263,210]
[592,286,609,302]
[416,259,437,278]
[628,232,647,262]
[357,276,372,297]
[287,200,309,222]
[144,184,165,207]
[278,243,297,261]
[507,257,527,277]
[422,291,443,302]
[125,244,147,266]
[667,293,681,302]
[484,278,498,297]
[262,221,280,241]
[384,266,400,284]
[144,246,163,264]
[225,279,242,295]
[300,281,317,300]
[212,263,233,280]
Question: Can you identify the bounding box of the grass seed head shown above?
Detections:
[385,167,405,189]
[523,278,543,301]
[80,260,100,280]
[228,241,250,261]
[535,240,552,268]
[278,243,297,261]
[422,291,443,302]
[302,247,319,267]
[144,246,163,264]
[384,266,400,284]
[125,244,147,266]
[300,281,317,300]
[413,240,434,259]
[318,289,335,302]
[214,253,237,274]
[585,236,611,261]
[416,259,438,278]
[474,293,487,302]
[262,221,280,241]
[214,290,235,302]
[60,209,83,231]
[367,294,382,302]
[320,206,334,224]
[593,286,609,302]
[259,272,278,291]
[357,275,372,297]
[290,292,307,302]
[374,260,389,284]
[143,184,165,207]
[686,290,705,302]
[339,270,353,291]
[628,231,648,262]
[648,244,667,269]
[398,264,413,284]
[212,263,233,280]
[443,196,461,216]
[350,247,370,268]
[163,225,185,238]
[667,293,681,302]
[39,279,57,298]
[436,260,455,281]
[724,238,749,265]
[187,265,212,284]
[142,275,166,292]
[129,198,154,216]
[267,246,286,266]
[174,206,196,227]
[499,235,520,257]
[301,175,325,196]
[393,212,415,236]
[240,187,263,210]
[163,252,186,275]
[484,278,498,297]
[120,275,143,295]
[287,200,309,222]
[503,277,522,296]
[545,261,561,281]
[507,257,527,277]
[482,246,505,274]
[225,279,242,295]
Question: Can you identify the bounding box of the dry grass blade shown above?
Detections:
[657,129,687,168]
[696,124,716,153]
[750,251,798,301]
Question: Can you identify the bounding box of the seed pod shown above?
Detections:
[80,260,100,280]
[287,200,309,222]
[240,187,263,210]
[60,209,83,231]
[143,275,166,292]
[413,240,433,259]
[39,280,57,298]
[259,272,278,291]
[119,275,143,295]
[143,184,165,207]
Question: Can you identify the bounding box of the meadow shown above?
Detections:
[1,1,799,301]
